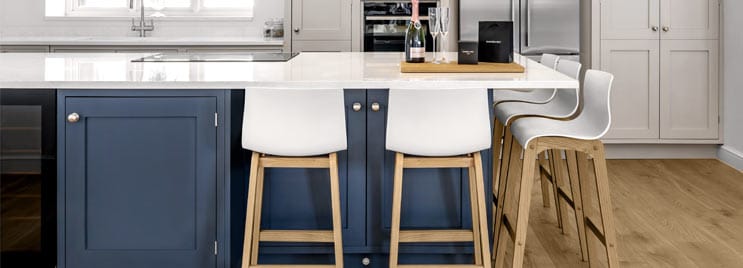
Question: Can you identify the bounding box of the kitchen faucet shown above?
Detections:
[130,0,154,37]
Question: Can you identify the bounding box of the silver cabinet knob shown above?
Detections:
[371,102,380,112]
[352,102,362,112]
[361,257,371,266]
[662,26,670,32]
[651,26,659,32]
[67,113,80,123]
[293,27,300,33]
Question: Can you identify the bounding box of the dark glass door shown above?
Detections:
[0,89,56,268]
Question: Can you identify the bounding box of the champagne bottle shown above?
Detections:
[405,0,426,63]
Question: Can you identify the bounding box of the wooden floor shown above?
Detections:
[512,159,743,268]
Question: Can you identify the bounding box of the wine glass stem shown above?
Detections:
[433,36,437,63]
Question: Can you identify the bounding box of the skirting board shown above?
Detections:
[604,144,719,159]
[718,146,743,171]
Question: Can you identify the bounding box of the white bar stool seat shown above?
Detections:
[492,53,561,105]
[492,70,619,268]
[241,88,347,268]
[493,60,582,124]
[385,88,492,268]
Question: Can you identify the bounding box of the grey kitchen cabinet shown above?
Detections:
[58,90,228,268]
[597,0,720,142]
[291,0,353,52]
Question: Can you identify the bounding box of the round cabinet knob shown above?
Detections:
[371,102,381,112]
[352,102,362,112]
[293,27,300,33]
[67,113,80,123]
[651,26,659,32]
[662,26,670,32]
[361,257,371,266]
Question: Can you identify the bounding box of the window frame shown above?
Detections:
[60,0,254,18]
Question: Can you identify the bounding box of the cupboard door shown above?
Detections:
[63,97,217,268]
[660,0,719,39]
[660,40,719,139]
[601,0,660,39]
[291,0,352,42]
[601,40,661,140]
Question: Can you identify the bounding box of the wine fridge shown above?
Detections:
[0,89,56,268]
[362,0,437,52]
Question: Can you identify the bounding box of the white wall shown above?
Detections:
[0,0,283,38]
[719,0,743,170]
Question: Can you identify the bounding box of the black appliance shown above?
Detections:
[478,21,514,63]
[0,89,56,268]
[363,0,438,52]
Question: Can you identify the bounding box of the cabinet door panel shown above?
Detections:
[660,40,719,139]
[291,0,352,41]
[64,97,217,268]
[661,0,719,39]
[601,0,660,39]
[601,40,661,139]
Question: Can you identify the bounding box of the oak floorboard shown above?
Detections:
[512,159,743,268]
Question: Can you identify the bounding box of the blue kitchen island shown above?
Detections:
[0,52,579,268]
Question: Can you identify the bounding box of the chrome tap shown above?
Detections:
[130,0,154,37]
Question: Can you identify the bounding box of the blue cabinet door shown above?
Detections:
[366,90,494,256]
[62,96,218,268]
[232,89,366,259]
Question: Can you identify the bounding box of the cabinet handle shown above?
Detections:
[371,102,381,112]
[293,27,300,33]
[651,26,659,32]
[67,112,80,123]
[662,26,670,32]
[352,102,362,112]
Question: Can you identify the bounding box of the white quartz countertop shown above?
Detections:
[0,52,579,89]
[0,36,283,46]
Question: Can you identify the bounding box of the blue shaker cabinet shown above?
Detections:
[59,90,227,268]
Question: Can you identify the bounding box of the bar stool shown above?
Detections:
[493,70,619,268]
[386,88,492,268]
[492,53,560,105]
[491,60,582,247]
[241,88,346,268]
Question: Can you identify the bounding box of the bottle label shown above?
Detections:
[409,47,425,59]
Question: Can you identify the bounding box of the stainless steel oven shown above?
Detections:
[0,89,56,268]
[363,0,438,52]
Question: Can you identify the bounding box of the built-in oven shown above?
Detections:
[363,0,438,52]
[0,89,56,268]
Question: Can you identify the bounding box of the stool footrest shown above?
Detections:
[585,216,606,244]
[399,265,483,268]
[249,265,336,268]
[259,230,334,243]
[399,230,474,243]
[556,186,575,207]
[403,157,473,168]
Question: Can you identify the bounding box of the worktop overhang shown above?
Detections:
[0,52,579,90]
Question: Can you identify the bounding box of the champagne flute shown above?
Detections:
[428,7,441,64]
[438,7,450,63]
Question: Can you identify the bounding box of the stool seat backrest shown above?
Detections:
[385,88,491,156]
[242,88,348,156]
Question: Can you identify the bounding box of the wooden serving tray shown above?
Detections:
[400,61,525,73]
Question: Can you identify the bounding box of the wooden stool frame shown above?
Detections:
[492,136,619,268]
[389,152,492,268]
[241,152,344,268]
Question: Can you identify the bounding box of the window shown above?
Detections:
[46,0,254,17]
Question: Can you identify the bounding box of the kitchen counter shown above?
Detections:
[0,52,578,89]
[0,36,283,46]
